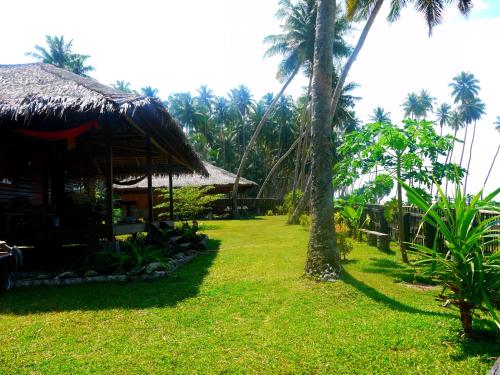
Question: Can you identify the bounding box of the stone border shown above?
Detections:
[13,250,200,289]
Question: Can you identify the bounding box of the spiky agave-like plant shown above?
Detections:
[402,180,499,337]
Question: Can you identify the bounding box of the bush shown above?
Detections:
[383,198,398,223]
[266,209,274,216]
[403,181,500,337]
[299,214,310,227]
[337,232,353,260]
[340,205,370,240]
[284,189,303,215]
[155,185,224,220]
[335,217,353,260]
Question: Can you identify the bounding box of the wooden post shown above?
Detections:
[168,154,174,221]
[105,127,114,229]
[146,134,153,223]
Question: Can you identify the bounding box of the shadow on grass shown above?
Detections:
[361,258,436,285]
[452,321,500,362]
[342,271,452,318]
[0,239,221,316]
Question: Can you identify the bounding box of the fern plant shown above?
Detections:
[402,180,499,337]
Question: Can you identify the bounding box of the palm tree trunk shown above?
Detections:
[329,0,384,120]
[257,132,306,198]
[231,66,300,217]
[483,144,500,192]
[445,127,458,197]
[459,124,469,168]
[292,75,313,206]
[304,0,340,277]
[459,303,474,338]
[287,172,312,225]
[464,121,477,195]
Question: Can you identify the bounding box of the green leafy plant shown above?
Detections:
[337,232,353,260]
[284,189,304,215]
[266,209,274,216]
[341,205,370,240]
[383,198,398,223]
[402,180,500,337]
[299,214,310,228]
[156,185,224,220]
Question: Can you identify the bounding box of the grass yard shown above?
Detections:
[0,216,498,374]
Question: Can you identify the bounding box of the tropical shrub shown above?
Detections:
[341,205,370,240]
[284,189,304,215]
[383,198,398,223]
[156,185,225,220]
[335,220,353,260]
[403,181,500,337]
[299,214,310,228]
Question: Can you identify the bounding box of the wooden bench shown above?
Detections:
[360,229,390,252]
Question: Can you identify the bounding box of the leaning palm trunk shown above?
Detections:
[445,127,459,196]
[257,132,306,198]
[287,172,312,224]
[483,143,500,192]
[459,124,469,168]
[304,0,340,277]
[464,121,477,195]
[329,0,384,120]
[291,75,313,206]
[231,66,300,217]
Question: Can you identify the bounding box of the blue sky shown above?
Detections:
[0,0,498,194]
[472,0,500,18]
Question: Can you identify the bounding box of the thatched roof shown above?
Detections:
[0,63,207,176]
[115,161,257,191]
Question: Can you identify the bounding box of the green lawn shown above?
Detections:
[0,216,498,374]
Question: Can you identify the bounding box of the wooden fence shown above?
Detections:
[362,204,499,252]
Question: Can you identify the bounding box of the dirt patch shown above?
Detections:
[400,282,438,291]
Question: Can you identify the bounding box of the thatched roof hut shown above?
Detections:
[114,161,257,193]
[0,63,206,176]
[0,63,207,244]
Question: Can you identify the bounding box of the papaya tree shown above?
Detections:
[335,119,463,263]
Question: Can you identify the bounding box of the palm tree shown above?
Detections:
[26,35,94,76]
[112,80,133,93]
[449,71,480,168]
[435,103,451,136]
[370,106,391,123]
[402,92,422,120]
[167,92,204,133]
[402,90,434,120]
[196,85,214,113]
[418,89,435,118]
[449,71,480,104]
[483,117,500,191]
[141,86,159,98]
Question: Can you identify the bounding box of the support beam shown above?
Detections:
[146,134,154,223]
[105,127,114,229]
[168,155,174,221]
